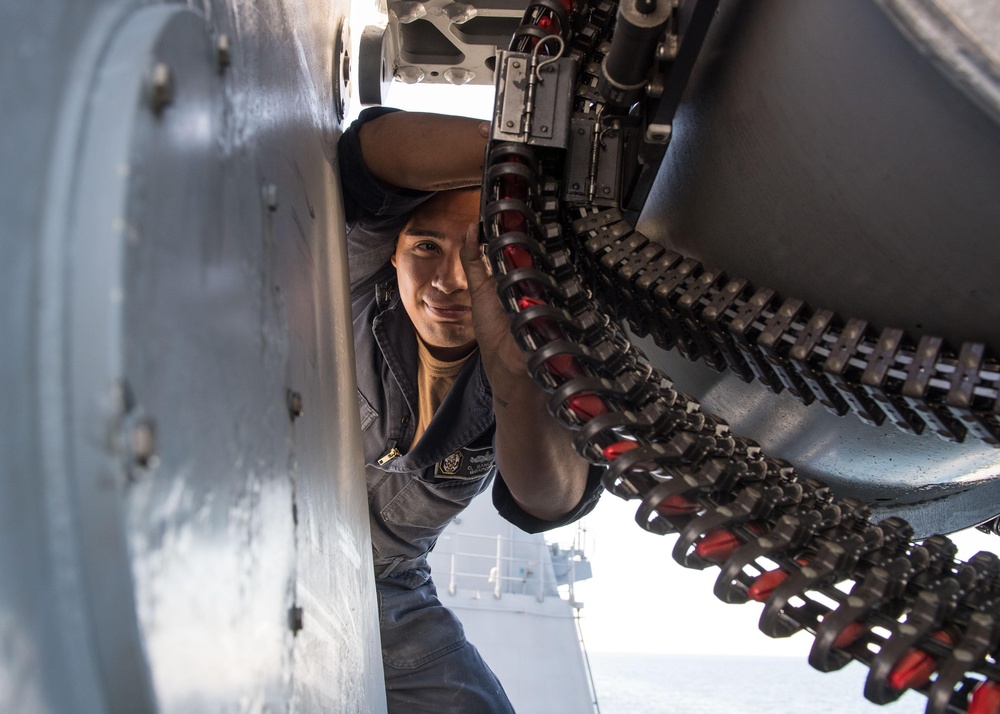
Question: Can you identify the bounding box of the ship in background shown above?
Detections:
[427,494,599,714]
[3,0,1000,711]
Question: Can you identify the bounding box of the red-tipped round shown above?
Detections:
[544,354,582,380]
[694,529,743,563]
[887,630,955,692]
[499,210,526,233]
[602,440,639,460]
[655,495,700,516]
[567,393,608,421]
[832,621,867,650]
[747,558,808,602]
[970,680,1000,714]
[748,567,790,602]
[505,245,534,271]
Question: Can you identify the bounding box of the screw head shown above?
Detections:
[287,390,303,420]
[263,184,279,211]
[216,34,232,72]
[149,62,173,114]
[132,419,156,468]
[288,605,304,634]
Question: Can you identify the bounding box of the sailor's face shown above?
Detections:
[392,189,481,361]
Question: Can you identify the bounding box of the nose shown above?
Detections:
[432,246,468,294]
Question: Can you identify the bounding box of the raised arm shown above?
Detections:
[358,111,490,191]
[461,227,595,523]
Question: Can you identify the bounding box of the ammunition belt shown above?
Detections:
[482,0,1000,711]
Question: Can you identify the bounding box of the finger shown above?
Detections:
[461,224,490,285]
[462,223,483,263]
[460,222,484,262]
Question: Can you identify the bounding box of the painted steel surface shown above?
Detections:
[0,0,385,711]
[636,0,1000,532]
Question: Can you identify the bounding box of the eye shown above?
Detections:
[415,241,440,253]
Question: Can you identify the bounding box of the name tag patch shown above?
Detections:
[435,445,495,479]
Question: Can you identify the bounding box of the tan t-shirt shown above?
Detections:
[409,337,476,450]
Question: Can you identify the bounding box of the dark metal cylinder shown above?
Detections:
[599,0,671,105]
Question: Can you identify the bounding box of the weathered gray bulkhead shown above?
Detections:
[1,0,385,711]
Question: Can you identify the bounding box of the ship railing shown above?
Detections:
[436,531,568,602]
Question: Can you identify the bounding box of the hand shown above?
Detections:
[460,224,530,377]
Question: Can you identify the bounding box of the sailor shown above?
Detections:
[339,107,604,711]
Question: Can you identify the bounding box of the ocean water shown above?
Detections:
[587,653,927,714]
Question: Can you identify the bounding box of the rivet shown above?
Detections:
[506,120,514,128]
[572,182,580,190]
[577,127,585,135]
[216,34,231,72]
[288,605,304,634]
[541,126,548,133]
[602,186,611,194]
[149,62,173,114]
[287,390,303,420]
[512,61,521,68]
[263,184,279,211]
[132,419,156,468]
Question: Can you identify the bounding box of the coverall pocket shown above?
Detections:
[357,389,377,431]
[379,477,487,556]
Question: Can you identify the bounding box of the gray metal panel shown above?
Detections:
[634,0,1000,531]
[1,0,386,711]
[640,0,1000,352]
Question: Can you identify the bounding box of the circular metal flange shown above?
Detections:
[358,24,393,105]
[42,4,297,708]
[333,16,352,121]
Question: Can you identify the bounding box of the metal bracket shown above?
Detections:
[563,114,625,207]
[493,50,578,148]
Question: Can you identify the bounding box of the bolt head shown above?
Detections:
[132,419,156,468]
[263,184,279,211]
[149,62,173,114]
[287,390,303,419]
[288,605,304,634]
[216,34,232,72]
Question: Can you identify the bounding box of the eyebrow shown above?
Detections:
[401,227,446,239]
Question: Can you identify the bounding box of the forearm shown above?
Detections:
[491,366,591,522]
[359,112,489,191]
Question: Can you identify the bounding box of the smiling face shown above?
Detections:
[391,189,481,361]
